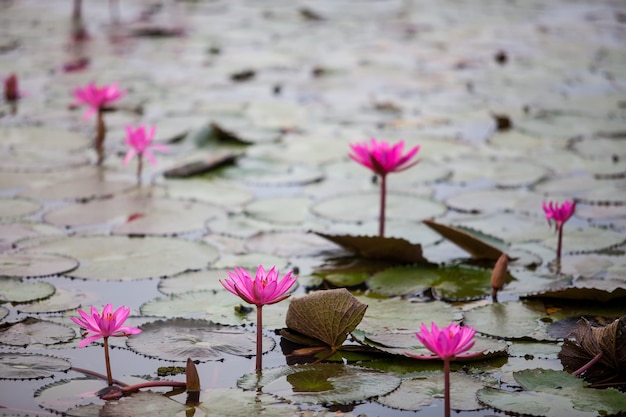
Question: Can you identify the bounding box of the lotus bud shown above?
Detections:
[490,253,508,303]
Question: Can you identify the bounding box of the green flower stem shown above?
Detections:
[256,305,263,372]
[103,336,113,386]
[443,358,450,417]
[96,109,106,165]
[137,154,143,187]
[379,174,387,237]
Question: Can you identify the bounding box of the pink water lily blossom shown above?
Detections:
[349,138,420,176]
[72,304,142,386]
[542,199,576,264]
[123,125,168,166]
[73,82,125,120]
[221,265,297,371]
[220,265,297,307]
[349,138,420,236]
[406,323,483,417]
[71,304,142,348]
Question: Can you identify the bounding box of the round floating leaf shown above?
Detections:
[0,352,71,380]
[463,300,553,341]
[126,318,275,362]
[19,175,135,201]
[477,369,626,417]
[220,157,324,186]
[367,264,502,300]
[447,155,549,187]
[377,372,487,411]
[157,269,229,295]
[356,297,462,335]
[0,317,75,346]
[450,212,551,244]
[194,388,300,417]
[286,289,368,349]
[0,252,78,277]
[0,306,8,321]
[244,196,312,225]
[34,378,107,415]
[164,177,254,208]
[445,189,545,214]
[30,236,217,280]
[0,276,55,303]
[100,391,190,417]
[0,222,64,251]
[18,288,98,314]
[44,196,224,236]
[0,127,88,152]
[0,198,41,219]
[238,363,401,405]
[245,231,338,258]
[312,192,446,223]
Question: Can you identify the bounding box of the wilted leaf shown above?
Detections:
[285,289,367,349]
[423,219,507,260]
[558,316,626,388]
[314,232,430,264]
[163,150,239,178]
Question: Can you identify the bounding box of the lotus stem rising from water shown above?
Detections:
[73,82,125,165]
[406,322,483,417]
[122,125,168,186]
[220,265,297,371]
[71,304,142,385]
[349,138,420,237]
[542,199,576,264]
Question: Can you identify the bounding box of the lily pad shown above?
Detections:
[0,306,8,321]
[245,231,338,258]
[34,378,107,415]
[311,192,446,223]
[447,155,549,187]
[157,269,229,295]
[0,127,88,152]
[477,369,626,417]
[0,317,75,346]
[17,288,98,314]
[244,196,312,225]
[44,196,224,236]
[163,177,254,207]
[99,391,191,417]
[445,188,545,214]
[126,318,275,362]
[0,252,78,277]
[367,264,507,301]
[0,198,41,219]
[238,363,401,405]
[193,388,300,417]
[30,236,217,281]
[19,175,135,202]
[0,352,71,380]
[0,222,64,251]
[0,276,55,303]
[376,372,487,411]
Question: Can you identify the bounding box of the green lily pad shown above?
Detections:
[0,127,88,152]
[34,378,107,415]
[163,177,254,207]
[477,369,626,417]
[220,157,324,186]
[0,352,71,380]
[193,388,300,417]
[244,196,312,225]
[30,236,218,281]
[100,391,191,417]
[447,155,549,187]
[0,222,64,251]
[19,175,135,202]
[17,288,98,314]
[445,189,545,214]
[311,192,446,223]
[126,318,275,362]
[44,196,224,236]
[0,198,41,219]
[376,372,487,411]
[0,252,78,277]
[0,276,55,303]
[157,269,229,295]
[0,317,75,346]
[367,264,508,301]
[238,363,401,405]
[0,306,8,321]
[245,231,338,258]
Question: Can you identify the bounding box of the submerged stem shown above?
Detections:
[256,305,263,372]
[379,174,387,237]
[103,337,113,386]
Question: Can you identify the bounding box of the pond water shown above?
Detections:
[1,0,625,416]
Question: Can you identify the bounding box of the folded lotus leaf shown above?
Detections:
[285,288,367,349]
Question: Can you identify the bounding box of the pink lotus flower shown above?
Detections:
[349,138,420,176]
[542,199,576,264]
[123,125,168,166]
[71,304,142,348]
[72,304,142,386]
[406,322,481,361]
[73,82,125,120]
[221,265,297,371]
[406,322,483,417]
[220,265,297,307]
[349,138,420,237]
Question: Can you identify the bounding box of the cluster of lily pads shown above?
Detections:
[1,1,625,417]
